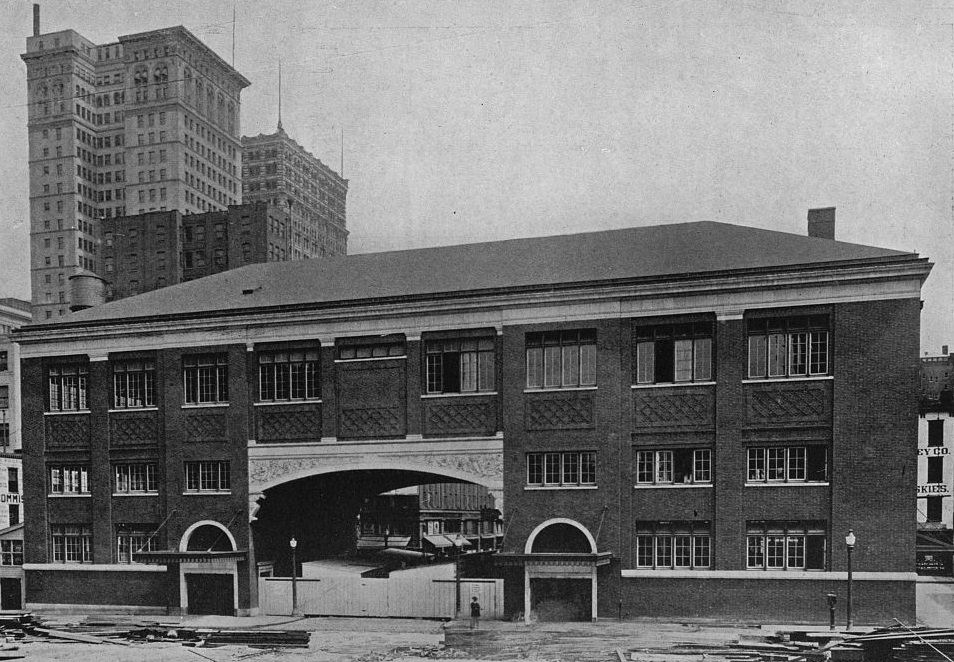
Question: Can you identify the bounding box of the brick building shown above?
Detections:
[22,10,249,320]
[242,127,348,257]
[12,220,930,621]
[100,202,294,301]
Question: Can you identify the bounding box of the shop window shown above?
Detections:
[113,359,155,408]
[635,522,710,569]
[526,451,596,487]
[48,363,88,411]
[747,446,827,483]
[746,521,826,570]
[184,460,230,493]
[258,350,319,401]
[425,337,494,394]
[51,525,91,563]
[526,330,596,389]
[747,315,829,378]
[635,322,712,384]
[182,354,228,404]
[636,449,711,485]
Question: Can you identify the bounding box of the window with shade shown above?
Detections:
[635,522,711,569]
[425,337,495,394]
[634,322,712,384]
[747,315,829,379]
[526,330,596,389]
[746,521,826,570]
[258,350,320,401]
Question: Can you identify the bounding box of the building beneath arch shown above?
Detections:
[14,219,931,620]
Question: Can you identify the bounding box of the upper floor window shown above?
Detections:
[51,524,91,563]
[635,522,710,569]
[337,341,404,360]
[259,350,319,401]
[0,540,22,566]
[426,337,495,394]
[183,354,228,404]
[746,521,826,570]
[113,359,155,409]
[746,446,827,483]
[184,460,231,493]
[48,364,88,411]
[0,351,7,372]
[526,451,596,487]
[49,465,89,495]
[114,463,158,494]
[747,315,829,379]
[635,322,712,384]
[526,330,596,389]
[636,449,711,485]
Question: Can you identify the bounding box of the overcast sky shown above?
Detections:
[0,0,950,350]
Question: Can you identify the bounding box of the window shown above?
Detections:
[116,525,156,563]
[8,505,18,526]
[7,468,18,494]
[0,386,7,410]
[0,540,22,566]
[746,521,826,570]
[926,496,943,522]
[747,446,827,483]
[48,364,88,411]
[747,315,829,378]
[0,351,7,372]
[258,350,319,401]
[184,460,231,493]
[426,337,495,393]
[635,522,711,569]
[526,451,596,487]
[114,463,158,494]
[51,525,91,563]
[928,456,944,484]
[183,354,229,404]
[635,322,712,384]
[526,330,596,389]
[49,465,89,495]
[636,449,711,485]
[113,359,155,408]
[929,420,944,447]
[337,341,405,360]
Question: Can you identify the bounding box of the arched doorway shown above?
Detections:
[180,521,238,616]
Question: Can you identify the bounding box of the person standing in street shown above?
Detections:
[470,596,481,629]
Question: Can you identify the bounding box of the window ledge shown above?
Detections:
[633,483,712,489]
[421,392,498,399]
[334,356,406,363]
[524,485,598,491]
[112,492,159,497]
[44,410,90,416]
[524,386,597,394]
[182,491,231,496]
[48,493,91,498]
[180,403,230,409]
[742,376,833,384]
[744,482,830,488]
[253,400,322,407]
[632,382,716,390]
[108,407,158,413]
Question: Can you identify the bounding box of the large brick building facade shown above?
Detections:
[13,221,930,621]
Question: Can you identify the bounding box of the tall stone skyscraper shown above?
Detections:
[22,9,249,320]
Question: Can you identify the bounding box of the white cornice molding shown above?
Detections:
[13,260,929,358]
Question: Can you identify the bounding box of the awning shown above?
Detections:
[132,550,247,564]
[495,552,613,567]
[447,535,473,548]
[356,535,411,550]
[423,535,454,549]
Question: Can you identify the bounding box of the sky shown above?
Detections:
[0,0,950,350]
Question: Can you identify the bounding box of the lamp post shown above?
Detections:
[845,529,856,631]
[289,537,299,617]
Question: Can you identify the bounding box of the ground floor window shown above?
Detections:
[746,521,826,570]
[635,521,710,569]
[0,540,22,566]
[116,525,158,563]
[51,524,91,563]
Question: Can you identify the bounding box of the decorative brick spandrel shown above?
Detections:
[423,397,496,437]
[256,404,322,443]
[744,380,832,427]
[336,362,407,439]
[45,414,91,448]
[633,386,715,431]
[183,410,229,442]
[525,391,596,430]
[109,410,159,446]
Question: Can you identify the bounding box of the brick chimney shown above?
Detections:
[807,207,835,240]
[33,4,40,37]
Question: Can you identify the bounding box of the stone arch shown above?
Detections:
[524,518,596,554]
[179,520,237,552]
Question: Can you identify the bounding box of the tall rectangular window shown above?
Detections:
[7,468,18,494]
[258,350,319,401]
[928,420,944,447]
[425,337,495,394]
[526,451,596,487]
[928,456,944,484]
[747,315,829,379]
[635,449,712,485]
[634,322,713,384]
[113,359,155,408]
[49,465,89,495]
[746,521,826,570]
[51,525,91,563]
[184,460,230,493]
[48,364,88,411]
[526,330,596,389]
[183,354,228,404]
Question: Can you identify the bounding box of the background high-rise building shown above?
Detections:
[242,127,348,257]
[22,13,250,321]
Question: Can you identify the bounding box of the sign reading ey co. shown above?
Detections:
[919,447,950,456]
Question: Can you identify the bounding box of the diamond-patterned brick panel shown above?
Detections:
[257,407,322,443]
[746,383,830,424]
[184,413,229,442]
[525,393,595,430]
[424,401,495,436]
[340,407,404,438]
[634,391,713,428]
[110,412,158,445]
[45,414,90,448]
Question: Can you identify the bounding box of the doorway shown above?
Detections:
[185,574,233,615]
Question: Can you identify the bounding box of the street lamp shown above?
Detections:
[289,537,300,617]
[845,530,856,630]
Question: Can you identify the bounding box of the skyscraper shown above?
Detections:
[22,10,250,320]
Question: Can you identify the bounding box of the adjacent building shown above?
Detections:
[242,127,348,257]
[13,219,930,622]
[22,10,250,320]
